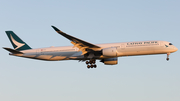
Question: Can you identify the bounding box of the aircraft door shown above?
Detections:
[121,44,125,50]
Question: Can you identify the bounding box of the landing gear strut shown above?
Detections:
[166,53,170,61]
[86,59,97,69]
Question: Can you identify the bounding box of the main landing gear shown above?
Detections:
[86,60,97,69]
[166,53,170,61]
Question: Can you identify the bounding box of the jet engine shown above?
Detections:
[100,58,118,65]
[102,47,118,57]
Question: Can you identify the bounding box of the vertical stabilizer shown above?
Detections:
[5,31,32,51]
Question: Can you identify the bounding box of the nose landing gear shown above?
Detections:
[166,53,170,61]
[86,60,97,69]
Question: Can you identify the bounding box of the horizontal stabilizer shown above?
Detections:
[3,47,23,54]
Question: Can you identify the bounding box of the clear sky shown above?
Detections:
[0,0,180,101]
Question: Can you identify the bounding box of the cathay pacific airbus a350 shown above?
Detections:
[3,26,178,68]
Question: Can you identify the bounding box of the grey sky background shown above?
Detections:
[0,0,180,101]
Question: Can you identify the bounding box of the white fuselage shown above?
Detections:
[12,40,178,61]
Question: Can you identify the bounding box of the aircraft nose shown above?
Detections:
[174,46,178,52]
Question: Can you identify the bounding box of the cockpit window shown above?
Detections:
[169,43,173,45]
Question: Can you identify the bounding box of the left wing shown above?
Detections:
[51,26,101,55]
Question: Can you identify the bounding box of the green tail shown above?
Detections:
[5,31,32,51]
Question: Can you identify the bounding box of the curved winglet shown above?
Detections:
[51,26,64,33]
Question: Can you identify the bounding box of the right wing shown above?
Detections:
[51,26,101,55]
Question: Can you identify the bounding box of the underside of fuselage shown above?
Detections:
[11,47,174,61]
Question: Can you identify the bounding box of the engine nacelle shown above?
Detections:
[101,58,118,65]
[102,47,118,57]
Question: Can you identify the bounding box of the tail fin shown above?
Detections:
[5,31,32,51]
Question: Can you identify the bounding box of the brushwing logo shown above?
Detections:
[10,34,25,50]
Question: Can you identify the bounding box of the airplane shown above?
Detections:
[3,26,178,68]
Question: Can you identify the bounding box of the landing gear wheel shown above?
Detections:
[86,61,89,64]
[94,65,97,68]
[166,58,169,61]
[87,65,90,68]
[91,65,94,68]
[89,61,93,64]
